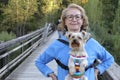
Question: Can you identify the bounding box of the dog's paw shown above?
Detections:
[69,69,76,75]
[81,60,88,67]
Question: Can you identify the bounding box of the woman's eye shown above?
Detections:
[78,36,82,40]
[76,15,81,19]
[68,16,73,18]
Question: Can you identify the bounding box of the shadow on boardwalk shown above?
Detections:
[5,31,58,80]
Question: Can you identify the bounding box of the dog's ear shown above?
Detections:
[81,31,86,37]
[66,32,72,40]
[81,31,91,42]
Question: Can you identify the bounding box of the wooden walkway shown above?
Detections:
[5,31,58,80]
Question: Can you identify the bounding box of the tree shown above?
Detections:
[1,0,38,37]
[99,0,119,34]
[112,0,120,64]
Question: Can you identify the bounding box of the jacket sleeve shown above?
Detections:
[35,41,58,77]
[95,41,114,75]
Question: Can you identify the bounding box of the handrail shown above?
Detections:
[0,28,45,53]
[0,23,55,79]
[0,34,41,59]
[101,62,120,80]
[94,59,120,80]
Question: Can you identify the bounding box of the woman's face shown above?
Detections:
[65,8,83,32]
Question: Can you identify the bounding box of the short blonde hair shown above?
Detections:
[60,3,89,33]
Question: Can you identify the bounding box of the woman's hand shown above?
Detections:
[94,69,99,80]
[48,73,57,80]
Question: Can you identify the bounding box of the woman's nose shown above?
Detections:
[72,17,77,21]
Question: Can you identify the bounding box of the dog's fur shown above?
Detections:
[65,31,90,80]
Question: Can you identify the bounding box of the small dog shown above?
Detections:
[65,31,90,80]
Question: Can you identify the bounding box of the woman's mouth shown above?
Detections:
[70,29,79,32]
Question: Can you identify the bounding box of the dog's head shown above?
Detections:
[66,31,90,50]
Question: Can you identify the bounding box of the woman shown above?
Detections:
[35,3,114,80]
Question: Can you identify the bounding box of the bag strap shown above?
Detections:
[55,59,69,70]
[85,59,98,71]
[57,39,69,46]
[55,39,69,70]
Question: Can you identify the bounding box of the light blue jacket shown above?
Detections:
[35,35,114,80]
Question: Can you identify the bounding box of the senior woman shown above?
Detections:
[35,3,114,80]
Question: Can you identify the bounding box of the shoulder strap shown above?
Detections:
[55,39,69,70]
[57,39,69,46]
[55,59,69,70]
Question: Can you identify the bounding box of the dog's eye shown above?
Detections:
[78,36,82,40]
[68,34,71,38]
[72,36,75,38]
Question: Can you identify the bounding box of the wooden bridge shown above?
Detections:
[4,29,58,80]
[0,23,120,80]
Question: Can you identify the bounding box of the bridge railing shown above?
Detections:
[0,23,55,79]
[101,62,120,80]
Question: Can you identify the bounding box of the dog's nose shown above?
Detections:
[73,39,77,43]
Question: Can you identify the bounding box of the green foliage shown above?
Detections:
[41,0,62,23]
[0,0,38,36]
[112,0,120,34]
[0,31,16,42]
[99,0,119,32]
[84,0,102,26]
[111,0,120,64]
[84,0,120,65]
[2,0,38,23]
[0,0,89,34]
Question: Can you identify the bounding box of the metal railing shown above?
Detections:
[0,23,55,79]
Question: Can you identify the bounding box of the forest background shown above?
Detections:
[0,0,120,65]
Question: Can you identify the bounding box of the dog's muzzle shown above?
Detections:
[71,39,80,48]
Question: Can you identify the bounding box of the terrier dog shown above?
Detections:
[65,31,90,80]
